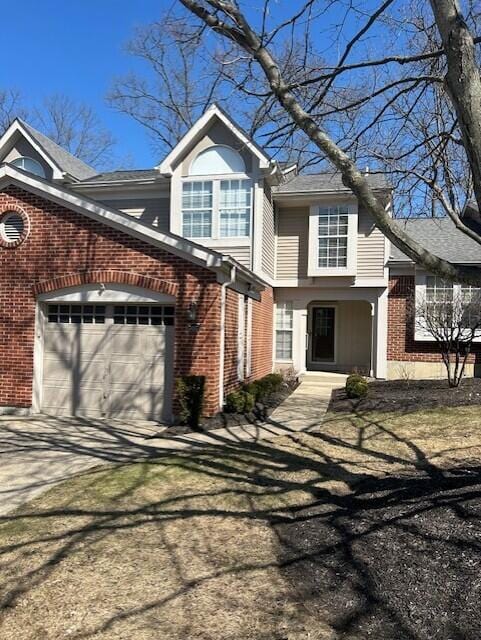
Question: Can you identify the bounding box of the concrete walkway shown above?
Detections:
[0,373,346,515]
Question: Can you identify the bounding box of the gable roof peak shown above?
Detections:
[0,118,97,181]
[157,103,272,175]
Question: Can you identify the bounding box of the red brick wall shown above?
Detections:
[249,287,274,381]
[0,186,223,416]
[223,286,274,400]
[388,275,481,365]
[223,288,239,396]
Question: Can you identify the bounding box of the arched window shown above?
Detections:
[11,156,46,178]
[190,145,245,176]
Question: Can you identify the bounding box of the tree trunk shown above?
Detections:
[430,0,481,213]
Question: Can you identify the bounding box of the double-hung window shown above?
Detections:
[182,181,213,238]
[308,203,357,276]
[275,302,293,360]
[219,180,251,237]
[416,275,481,339]
[318,206,349,268]
[182,179,251,240]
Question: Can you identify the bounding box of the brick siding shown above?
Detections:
[388,275,481,365]
[0,186,224,415]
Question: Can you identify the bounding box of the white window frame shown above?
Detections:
[275,301,294,362]
[307,202,358,276]
[415,273,481,341]
[181,180,214,239]
[181,174,252,242]
[189,144,246,176]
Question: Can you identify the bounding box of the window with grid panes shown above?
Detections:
[219,179,251,237]
[275,302,293,360]
[182,181,213,238]
[318,206,349,268]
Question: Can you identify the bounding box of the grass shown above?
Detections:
[0,405,481,639]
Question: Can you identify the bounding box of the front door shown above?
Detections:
[311,306,336,364]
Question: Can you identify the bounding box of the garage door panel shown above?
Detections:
[41,303,173,422]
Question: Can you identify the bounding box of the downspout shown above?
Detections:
[370,302,375,378]
[219,265,236,410]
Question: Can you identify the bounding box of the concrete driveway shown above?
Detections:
[0,373,345,515]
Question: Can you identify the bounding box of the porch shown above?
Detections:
[274,287,388,378]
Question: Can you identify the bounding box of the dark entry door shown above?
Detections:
[311,307,336,362]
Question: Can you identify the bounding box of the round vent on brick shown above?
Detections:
[0,211,28,246]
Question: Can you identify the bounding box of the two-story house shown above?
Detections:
[0,104,479,421]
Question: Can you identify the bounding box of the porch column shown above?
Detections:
[373,288,388,378]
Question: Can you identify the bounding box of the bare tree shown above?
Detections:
[0,89,27,134]
[412,280,481,386]
[169,0,481,286]
[108,19,232,154]
[33,95,116,169]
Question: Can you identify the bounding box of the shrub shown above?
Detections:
[175,375,205,428]
[244,373,284,402]
[225,390,255,413]
[345,374,368,399]
[262,373,284,393]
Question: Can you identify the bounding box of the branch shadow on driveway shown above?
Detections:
[0,408,480,639]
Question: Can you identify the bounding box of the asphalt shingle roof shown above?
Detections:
[80,169,161,183]
[390,217,481,264]
[20,120,97,181]
[275,171,390,193]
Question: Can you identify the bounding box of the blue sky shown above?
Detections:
[2,0,169,167]
[2,0,390,170]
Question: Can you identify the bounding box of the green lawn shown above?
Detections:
[1,405,480,640]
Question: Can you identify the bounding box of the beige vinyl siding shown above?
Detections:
[261,187,275,278]
[214,245,251,268]
[275,206,309,279]
[357,205,385,278]
[4,138,54,180]
[100,198,170,231]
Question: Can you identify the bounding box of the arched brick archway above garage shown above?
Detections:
[32,270,179,298]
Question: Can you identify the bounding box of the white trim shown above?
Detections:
[32,284,178,415]
[252,177,264,273]
[374,289,388,377]
[414,273,481,342]
[159,104,271,174]
[0,165,221,267]
[38,284,176,304]
[32,303,46,413]
[0,165,267,296]
[307,202,358,277]
[0,120,64,180]
[189,145,246,176]
[272,277,387,288]
[307,304,338,368]
[219,266,236,408]
[237,294,246,380]
[246,298,253,378]
[181,176,253,243]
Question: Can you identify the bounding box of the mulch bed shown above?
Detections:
[162,380,299,436]
[275,465,481,640]
[330,378,481,413]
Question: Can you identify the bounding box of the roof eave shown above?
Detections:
[158,104,271,175]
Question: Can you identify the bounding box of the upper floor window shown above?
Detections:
[190,145,245,175]
[181,145,251,240]
[307,203,358,276]
[11,156,45,178]
[182,181,213,238]
[318,206,349,268]
[219,180,251,237]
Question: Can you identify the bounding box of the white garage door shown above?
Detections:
[41,303,174,422]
